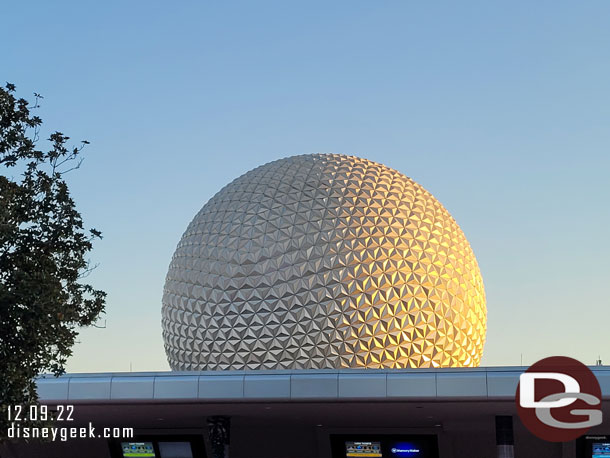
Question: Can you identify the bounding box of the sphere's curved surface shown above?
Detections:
[162,154,486,370]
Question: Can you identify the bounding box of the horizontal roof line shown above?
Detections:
[35,366,610,403]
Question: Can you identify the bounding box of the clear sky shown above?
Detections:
[3,1,609,373]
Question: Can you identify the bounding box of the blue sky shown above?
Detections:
[3,1,609,372]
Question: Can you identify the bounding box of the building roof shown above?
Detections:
[36,366,610,403]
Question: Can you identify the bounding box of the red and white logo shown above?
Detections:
[516,356,603,442]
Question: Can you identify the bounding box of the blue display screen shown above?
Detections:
[389,442,421,457]
[593,442,610,458]
[331,434,438,458]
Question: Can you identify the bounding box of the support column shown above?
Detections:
[496,416,514,458]
[562,441,576,458]
[207,416,231,458]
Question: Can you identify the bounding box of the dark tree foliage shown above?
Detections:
[0,83,106,435]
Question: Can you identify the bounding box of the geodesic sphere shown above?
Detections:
[162,154,486,370]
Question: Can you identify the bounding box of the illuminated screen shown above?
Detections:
[331,435,438,458]
[346,441,382,457]
[593,443,610,458]
[122,442,155,457]
[388,442,422,457]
